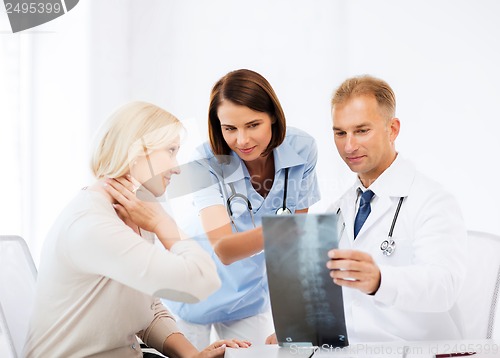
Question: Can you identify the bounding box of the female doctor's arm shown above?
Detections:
[105,175,308,264]
[210,138,319,264]
[200,205,308,265]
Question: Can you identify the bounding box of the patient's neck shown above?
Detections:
[87,180,115,204]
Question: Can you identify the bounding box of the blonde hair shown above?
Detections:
[331,75,396,120]
[91,101,183,179]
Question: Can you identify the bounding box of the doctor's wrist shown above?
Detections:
[368,272,382,296]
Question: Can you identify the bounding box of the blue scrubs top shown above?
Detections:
[166,127,321,324]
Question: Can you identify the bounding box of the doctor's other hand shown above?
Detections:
[104,177,170,234]
[326,249,381,295]
[196,339,252,358]
[265,333,278,345]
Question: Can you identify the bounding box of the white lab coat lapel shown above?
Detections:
[338,155,416,243]
[356,156,416,238]
[357,195,392,239]
[337,187,358,244]
[337,184,392,243]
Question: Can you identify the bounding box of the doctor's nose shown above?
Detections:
[344,134,359,154]
[236,130,250,146]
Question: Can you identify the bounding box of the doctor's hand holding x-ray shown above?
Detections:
[327,249,381,294]
[325,75,467,343]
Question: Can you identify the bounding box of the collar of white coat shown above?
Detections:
[366,154,416,197]
[355,154,415,198]
[335,154,416,241]
[218,139,307,184]
[337,154,415,210]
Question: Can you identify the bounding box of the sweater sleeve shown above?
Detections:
[65,211,221,303]
[137,299,182,352]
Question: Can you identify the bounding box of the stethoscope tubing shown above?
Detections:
[222,167,291,232]
[388,197,405,239]
[281,168,289,213]
[226,182,256,230]
[380,196,405,256]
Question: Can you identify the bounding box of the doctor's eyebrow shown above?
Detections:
[221,119,263,127]
[332,123,371,131]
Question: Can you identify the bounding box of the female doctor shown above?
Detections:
[168,69,321,348]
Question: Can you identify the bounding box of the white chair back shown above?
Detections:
[489,266,500,339]
[454,230,500,339]
[0,236,37,358]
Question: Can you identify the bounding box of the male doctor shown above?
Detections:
[326,75,467,342]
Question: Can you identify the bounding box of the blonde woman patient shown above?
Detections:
[24,101,250,358]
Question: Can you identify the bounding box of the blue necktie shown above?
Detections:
[354,189,375,238]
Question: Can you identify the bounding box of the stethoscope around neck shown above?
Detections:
[224,167,291,232]
[337,195,405,256]
[379,196,405,256]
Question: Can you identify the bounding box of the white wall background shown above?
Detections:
[1,0,499,262]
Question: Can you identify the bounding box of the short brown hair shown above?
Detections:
[331,75,396,119]
[208,69,286,157]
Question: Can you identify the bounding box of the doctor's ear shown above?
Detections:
[389,118,400,141]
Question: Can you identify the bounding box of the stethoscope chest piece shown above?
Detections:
[275,207,292,215]
[379,196,405,257]
[380,239,396,256]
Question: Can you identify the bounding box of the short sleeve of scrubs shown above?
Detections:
[296,135,320,210]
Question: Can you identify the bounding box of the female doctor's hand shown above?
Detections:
[326,249,381,295]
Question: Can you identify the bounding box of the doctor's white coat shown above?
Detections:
[334,155,467,342]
